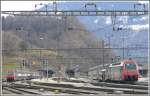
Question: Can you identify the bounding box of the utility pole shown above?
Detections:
[56,12,61,83]
[122,29,126,60]
[39,37,43,80]
[17,28,26,83]
[123,34,125,59]
[105,33,113,48]
[111,15,116,31]
[47,61,48,80]
[102,40,104,68]
[44,59,49,80]
[22,59,26,82]
[102,40,105,81]
[27,28,32,79]
[35,3,49,15]
[53,0,57,13]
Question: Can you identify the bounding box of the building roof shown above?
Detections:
[139,64,148,70]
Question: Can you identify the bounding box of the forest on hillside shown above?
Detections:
[2,16,115,72]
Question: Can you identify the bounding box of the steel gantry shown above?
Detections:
[1,2,148,32]
[1,10,148,16]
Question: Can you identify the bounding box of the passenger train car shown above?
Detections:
[6,70,40,82]
[88,58,139,82]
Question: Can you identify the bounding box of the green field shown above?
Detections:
[2,50,59,78]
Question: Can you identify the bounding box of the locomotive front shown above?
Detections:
[6,71,15,82]
[122,59,139,81]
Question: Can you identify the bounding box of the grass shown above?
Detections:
[28,50,58,57]
[2,63,19,70]
[2,49,59,78]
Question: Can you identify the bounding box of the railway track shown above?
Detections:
[91,82,148,90]
[13,81,148,94]
[9,83,98,95]
[2,80,148,95]
[3,82,98,95]
[3,85,73,95]
[111,81,148,86]
[67,78,148,86]
[133,82,148,86]
[3,86,40,94]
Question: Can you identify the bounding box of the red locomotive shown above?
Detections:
[6,70,15,82]
[106,58,139,81]
[88,58,139,82]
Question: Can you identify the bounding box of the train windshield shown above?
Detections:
[125,64,136,70]
[7,72,14,76]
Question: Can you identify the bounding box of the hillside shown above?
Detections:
[39,1,148,64]
[2,15,115,72]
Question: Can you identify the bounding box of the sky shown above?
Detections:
[1,1,149,32]
[1,1,149,11]
[1,1,50,11]
[2,1,148,32]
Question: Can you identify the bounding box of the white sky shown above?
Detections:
[138,1,149,4]
[1,1,50,11]
[129,24,149,32]
[1,1,149,11]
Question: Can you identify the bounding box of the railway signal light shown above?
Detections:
[22,59,25,66]
[32,61,36,65]
[111,58,115,63]
[16,28,22,30]
[117,27,123,31]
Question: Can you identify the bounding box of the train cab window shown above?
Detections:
[7,72,13,75]
[125,64,136,70]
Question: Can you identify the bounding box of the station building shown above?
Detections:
[138,64,148,77]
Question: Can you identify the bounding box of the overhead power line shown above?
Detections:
[1,10,148,16]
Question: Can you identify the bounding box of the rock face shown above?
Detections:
[2,16,115,72]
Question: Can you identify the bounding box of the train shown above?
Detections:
[88,58,139,82]
[6,70,40,82]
